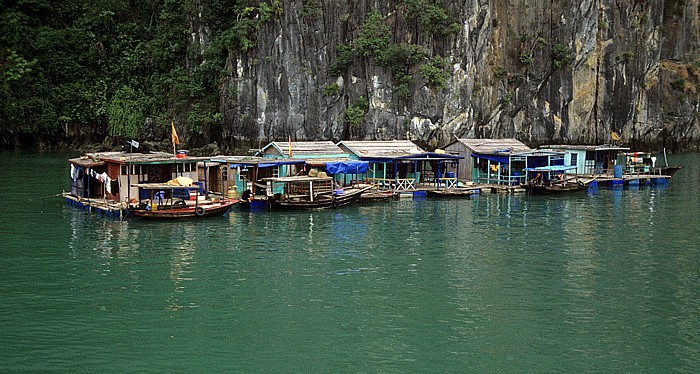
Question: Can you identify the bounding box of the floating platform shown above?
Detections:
[63,193,128,219]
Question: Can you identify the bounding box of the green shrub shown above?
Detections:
[324,83,340,96]
[419,56,448,89]
[345,96,370,126]
[552,43,573,69]
[670,78,685,91]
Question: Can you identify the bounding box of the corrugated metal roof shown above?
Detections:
[541,144,630,151]
[455,138,531,154]
[69,151,210,166]
[262,141,345,156]
[337,140,424,158]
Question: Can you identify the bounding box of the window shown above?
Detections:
[570,154,578,166]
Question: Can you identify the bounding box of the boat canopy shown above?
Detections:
[325,160,369,174]
[523,165,577,172]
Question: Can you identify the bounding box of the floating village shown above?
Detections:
[63,138,683,220]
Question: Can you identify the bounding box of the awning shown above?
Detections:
[471,153,510,164]
[325,161,369,174]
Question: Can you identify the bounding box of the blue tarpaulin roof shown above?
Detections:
[325,160,369,174]
[471,153,510,164]
[523,165,577,172]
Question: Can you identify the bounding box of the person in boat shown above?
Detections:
[334,181,343,195]
[530,172,542,185]
[241,188,253,202]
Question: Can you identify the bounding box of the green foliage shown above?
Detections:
[536,37,548,49]
[552,43,573,69]
[402,0,456,35]
[353,11,390,58]
[329,43,354,76]
[324,83,340,96]
[670,78,685,91]
[107,86,146,138]
[419,56,448,89]
[345,96,370,126]
[621,51,634,63]
[187,103,222,135]
[300,0,323,18]
[519,53,534,66]
[494,66,507,78]
[501,91,514,105]
[3,50,37,83]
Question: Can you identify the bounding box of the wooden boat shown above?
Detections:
[264,176,373,210]
[659,165,683,177]
[426,188,478,198]
[130,200,236,219]
[359,189,399,201]
[522,181,589,195]
[129,183,236,219]
[522,165,591,195]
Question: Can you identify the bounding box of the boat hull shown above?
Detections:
[129,201,236,219]
[269,186,372,210]
[522,183,589,195]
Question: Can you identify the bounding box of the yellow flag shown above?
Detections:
[171,121,180,145]
[288,136,293,157]
[611,131,621,142]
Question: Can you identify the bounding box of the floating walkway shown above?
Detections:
[63,193,128,219]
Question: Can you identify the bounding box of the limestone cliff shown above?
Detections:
[211,0,699,152]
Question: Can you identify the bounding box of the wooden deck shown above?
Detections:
[63,193,128,218]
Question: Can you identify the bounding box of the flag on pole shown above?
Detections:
[171,121,180,145]
[611,131,621,142]
[287,136,293,158]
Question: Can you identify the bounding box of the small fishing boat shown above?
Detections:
[522,181,589,195]
[426,188,478,198]
[264,176,373,210]
[659,165,683,177]
[129,183,236,219]
[521,165,591,195]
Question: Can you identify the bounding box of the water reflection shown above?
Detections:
[9,152,699,372]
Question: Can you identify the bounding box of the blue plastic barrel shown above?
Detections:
[445,172,455,178]
[613,165,623,178]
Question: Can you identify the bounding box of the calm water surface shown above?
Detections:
[1,151,698,372]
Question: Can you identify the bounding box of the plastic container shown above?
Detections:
[613,165,623,178]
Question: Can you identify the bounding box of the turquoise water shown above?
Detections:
[1,151,699,372]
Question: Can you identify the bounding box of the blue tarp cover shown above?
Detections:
[523,165,577,172]
[471,153,510,164]
[325,160,369,174]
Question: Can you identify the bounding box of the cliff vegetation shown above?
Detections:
[1,0,698,152]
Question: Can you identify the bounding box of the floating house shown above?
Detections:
[337,140,424,187]
[539,144,630,175]
[444,139,533,185]
[207,155,305,202]
[66,151,210,217]
[257,141,348,161]
[337,140,463,192]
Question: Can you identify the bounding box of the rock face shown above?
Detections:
[215,0,699,152]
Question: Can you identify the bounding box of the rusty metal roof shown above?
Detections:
[337,140,425,158]
[450,138,531,154]
[259,141,346,157]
